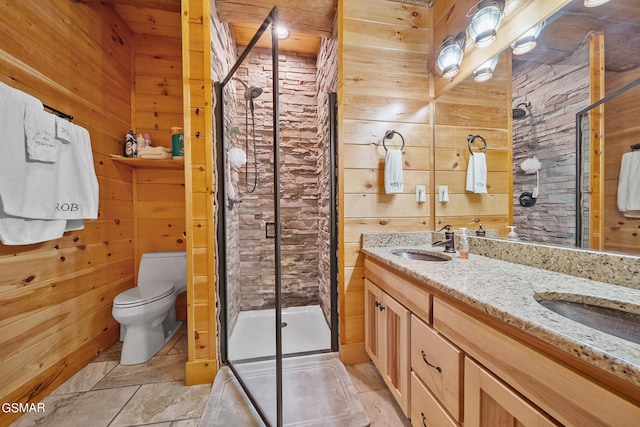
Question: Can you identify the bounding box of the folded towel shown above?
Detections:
[24,105,59,163]
[55,116,73,144]
[140,151,172,159]
[466,153,487,194]
[138,145,172,155]
[617,152,640,218]
[0,195,67,245]
[384,149,403,194]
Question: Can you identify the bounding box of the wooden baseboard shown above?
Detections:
[186,359,218,386]
[339,342,369,365]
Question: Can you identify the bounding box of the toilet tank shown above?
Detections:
[138,251,187,293]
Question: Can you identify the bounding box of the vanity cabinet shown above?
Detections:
[464,358,557,427]
[364,257,640,427]
[364,279,411,416]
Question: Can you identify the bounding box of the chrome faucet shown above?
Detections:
[432,224,456,253]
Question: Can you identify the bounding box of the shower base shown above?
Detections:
[228,305,331,360]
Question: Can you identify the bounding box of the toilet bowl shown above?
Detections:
[112,251,187,365]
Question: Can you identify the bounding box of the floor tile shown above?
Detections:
[93,353,187,390]
[93,340,123,363]
[110,381,211,427]
[51,361,118,395]
[345,362,387,393]
[159,323,187,355]
[357,389,412,427]
[10,386,138,427]
[167,333,188,355]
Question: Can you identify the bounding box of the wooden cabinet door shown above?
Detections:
[381,292,411,416]
[465,358,558,427]
[364,279,384,370]
[364,278,411,417]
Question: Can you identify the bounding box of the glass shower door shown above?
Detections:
[218,8,283,426]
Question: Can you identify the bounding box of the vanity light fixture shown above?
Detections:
[436,32,467,79]
[511,20,545,55]
[276,25,290,40]
[584,0,610,6]
[473,55,499,82]
[467,0,505,48]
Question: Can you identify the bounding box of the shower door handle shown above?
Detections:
[265,222,277,239]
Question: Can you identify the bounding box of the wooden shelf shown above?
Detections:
[111,155,184,169]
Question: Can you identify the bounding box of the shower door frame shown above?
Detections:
[216,7,284,426]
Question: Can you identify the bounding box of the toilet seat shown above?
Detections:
[113,282,175,308]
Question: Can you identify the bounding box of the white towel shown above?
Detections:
[55,116,73,144]
[24,106,59,163]
[384,149,404,194]
[617,151,640,218]
[0,94,99,215]
[466,153,487,194]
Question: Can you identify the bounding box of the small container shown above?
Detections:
[171,127,184,158]
[124,131,136,158]
[459,227,469,259]
[506,226,518,241]
[476,224,486,237]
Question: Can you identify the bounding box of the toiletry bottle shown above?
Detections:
[506,226,518,241]
[459,227,469,259]
[476,224,485,237]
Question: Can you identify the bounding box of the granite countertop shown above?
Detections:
[362,238,640,388]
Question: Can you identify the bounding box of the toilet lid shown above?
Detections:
[113,282,175,308]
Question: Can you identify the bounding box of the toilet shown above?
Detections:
[112,251,187,365]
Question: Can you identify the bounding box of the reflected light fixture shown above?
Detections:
[511,21,545,55]
[473,55,499,82]
[467,0,505,48]
[436,32,466,78]
[584,0,610,6]
[276,25,290,40]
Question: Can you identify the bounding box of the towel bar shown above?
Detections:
[467,134,487,155]
[382,130,405,152]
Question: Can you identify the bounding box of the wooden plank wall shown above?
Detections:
[338,0,432,363]
[181,0,218,385]
[117,3,187,316]
[603,69,640,255]
[0,1,134,425]
[434,54,512,234]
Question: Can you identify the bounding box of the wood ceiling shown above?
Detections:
[513,0,640,73]
[214,0,336,55]
[81,0,640,68]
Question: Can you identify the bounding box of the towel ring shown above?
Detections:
[467,134,487,155]
[382,130,405,152]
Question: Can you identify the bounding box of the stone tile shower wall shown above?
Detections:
[316,28,338,325]
[512,46,589,246]
[233,48,321,310]
[209,10,241,340]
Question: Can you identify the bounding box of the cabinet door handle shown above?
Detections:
[421,412,428,427]
[421,350,442,372]
[374,301,380,308]
[379,304,385,311]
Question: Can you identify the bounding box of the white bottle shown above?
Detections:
[506,226,518,241]
[459,227,469,259]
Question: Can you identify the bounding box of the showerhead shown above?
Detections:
[513,102,531,120]
[244,86,263,100]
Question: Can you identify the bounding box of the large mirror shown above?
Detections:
[454,0,640,256]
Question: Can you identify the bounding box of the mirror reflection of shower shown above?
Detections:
[234,77,263,193]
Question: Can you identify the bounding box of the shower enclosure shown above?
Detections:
[214,7,338,426]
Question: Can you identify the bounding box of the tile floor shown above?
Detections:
[10,324,410,427]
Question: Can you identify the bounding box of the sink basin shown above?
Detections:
[392,250,451,262]
[536,297,640,345]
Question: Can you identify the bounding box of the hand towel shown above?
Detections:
[384,149,404,194]
[466,153,488,194]
[0,192,67,245]
[24,106,59,163]
[617,151,640,218]
[55,116,73,144]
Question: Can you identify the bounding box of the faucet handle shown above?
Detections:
[438,224,452,232]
